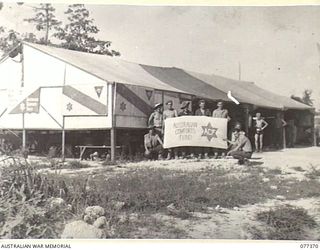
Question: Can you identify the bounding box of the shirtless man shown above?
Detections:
[254,112,268,152]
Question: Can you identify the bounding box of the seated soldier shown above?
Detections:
[144,125,164,160]
[227,130,253,165]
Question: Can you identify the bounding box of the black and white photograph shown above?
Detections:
[0,1,319,242]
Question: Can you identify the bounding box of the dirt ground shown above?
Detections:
[4,146,319,239]
[124,147,320,239]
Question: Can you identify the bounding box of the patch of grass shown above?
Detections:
[264,168,282,176]
[65,160,91,169]
[275,179,320,200]
[254,205,317,240]
[305,165,320,179]
[292,166,305,172]
[111,213,187,239]
[55,167,277,215]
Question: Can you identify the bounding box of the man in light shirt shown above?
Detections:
[227,130,253,165]
[212,101,231,121]
[163,100,178,160]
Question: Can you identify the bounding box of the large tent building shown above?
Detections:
[0,43,315,160]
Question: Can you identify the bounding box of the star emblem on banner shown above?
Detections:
[120,102,127,111]
[66,102,73,111]
[201,122,218,141]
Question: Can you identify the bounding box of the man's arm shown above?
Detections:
[225,110,231,122]
[227,138,245,155]
[148,113,154,125]
[281,119,287,127]
[144,137,149,152]
[262,119,269,130]
[157,135,163,145]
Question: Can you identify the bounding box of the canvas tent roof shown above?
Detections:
[24,42,312,110]
[187,71,312,110]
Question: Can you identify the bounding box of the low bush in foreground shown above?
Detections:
[253,205,317,240]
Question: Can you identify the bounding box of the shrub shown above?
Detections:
[254,205,317,240]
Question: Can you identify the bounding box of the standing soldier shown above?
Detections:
[163,100,178,120]
[212,101,231,121]
[195,99,211,116]
[148,103,163,136]
[178,101,193,158]
[212,101,231,158]
[178,101,192,116]
[163,100,178,160]
[194,99,211,159]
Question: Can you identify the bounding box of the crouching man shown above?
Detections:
[144,125,164,160]
[227,130,252,165]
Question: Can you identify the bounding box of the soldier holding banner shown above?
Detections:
[177,101,194,158]
[195,99,211,116]
[178,101,192,117]
[212,101,231,158]
[194,99,211,159]
[163,100,178,160]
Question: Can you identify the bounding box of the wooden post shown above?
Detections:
[243,104,250,136]
[21,43,24,87]
[110,83,116,162]
[22,112,26,151]
[282,111,287,149]
[62,116,65,161]
[21,44,26,151]
[311,111,316,146]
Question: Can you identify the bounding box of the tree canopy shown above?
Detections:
[0,3,120,57]
[24,3,61,45]
[291,89,314,107]
[54,4,119,56]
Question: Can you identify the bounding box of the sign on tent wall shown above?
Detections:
[62,84,108,116]
[115,83,154,117]
[115,83,155,128]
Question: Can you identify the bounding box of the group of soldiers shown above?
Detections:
[144,99,262,164]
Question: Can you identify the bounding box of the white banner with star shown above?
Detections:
[163,116,228,149]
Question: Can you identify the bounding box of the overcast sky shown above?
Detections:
[1,3,320,108]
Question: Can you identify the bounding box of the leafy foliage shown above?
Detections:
[0,158,73,238]
[1,3,120,57]
[291,89,314,106]
[24,3,61,45]
[0,29,37,56]
[54,4,120,56]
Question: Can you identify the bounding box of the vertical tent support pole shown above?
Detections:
[243,104,250,136]
[22,112,26,151]
[110,82,116,162]
[311,111,316,146]
[21,44,26,151]
[62,63,67,162]
[62,116,65,162]
[282,111,286,149]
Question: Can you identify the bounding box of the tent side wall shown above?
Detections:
[0,44,113,130]
[114,83,193,128]
[0,55,22,89]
